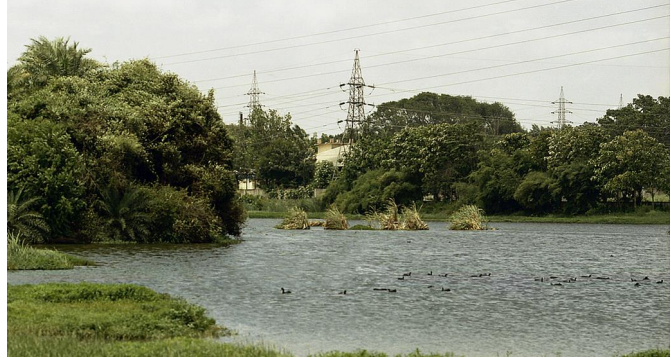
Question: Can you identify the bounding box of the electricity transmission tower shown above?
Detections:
[339,49,374,144]
[245,70,264,124]
[618,93,624,109]
[551,86,572,129]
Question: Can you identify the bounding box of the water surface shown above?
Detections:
[8,220,670,356]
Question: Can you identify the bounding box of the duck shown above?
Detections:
[387,289,397,293]
[643,276,650,281]
[439,274,448,277]
[634,282,641,287]
[551,282,562,286]
[581,274,592,278]
[656,280,664,284]
[631,278,638,282]
[339,290,347,295]
[427,271,433,276]
[535,277,545,282]
[596,276,610,280]
[441,287,451,292]
[398,276,405,280]
[550,276,559,279]
[403,272,412,277]
[373,288,387,291]
[281,288,292,294]
[427,285,434,288]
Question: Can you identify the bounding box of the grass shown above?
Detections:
[7,234,95,270]
[275,207,310,230]
[621,348,670,357]
[7,283,287,357]
[324,206,348,230]
[448,205,489,230]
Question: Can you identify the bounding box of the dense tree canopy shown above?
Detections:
[7,37,244,243]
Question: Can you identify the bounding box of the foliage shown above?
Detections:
[469,148,522,214]
[367,199,401,230]
[334,169,422,214]
[97,185,151,242]
[7,233,94,270]
[449,205,489,230]
[228,108,316,191]
[7,116,87,240]
[592,130,670,208]
[313,161,337,189]
[8,37,244,242]
[324,206,348,230]
[7,188,49,243]
[621,348,670,357]
[276,207,310,230]
[598,95,670,146]
[513,171,561,213]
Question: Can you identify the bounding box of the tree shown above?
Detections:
[97,185,151,242]
[7,188,49,243]
[547,125,611,213]
[313,161,336,189]
[8,36,100,94]
[592,130,669,209]
[598,95,669,146]
[514,171,560,213]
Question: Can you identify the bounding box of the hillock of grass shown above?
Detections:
[7,283,287,357]
[7,235,95,270]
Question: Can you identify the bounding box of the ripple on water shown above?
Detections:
[8,219,669,357]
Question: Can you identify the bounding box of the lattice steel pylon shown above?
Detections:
[245,70,264,123]
[339,49,374,144]
[551,86,572,129]
[618,93,624,109]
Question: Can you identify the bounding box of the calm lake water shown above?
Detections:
[8,219,670,356]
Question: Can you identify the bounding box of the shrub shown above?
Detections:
[449,205,489,230]
[400,203,428,230]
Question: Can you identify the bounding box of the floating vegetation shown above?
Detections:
[400,202,429,230]
[448,205,489,230]
[367,200,428,230]
[309,220,325,227]
[348,224,376,230]
[275,207,310,230]
[324,206,348,230]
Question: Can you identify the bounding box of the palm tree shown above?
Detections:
[10,36,100,89]
[7,188,49,243]
[98,185,151,242]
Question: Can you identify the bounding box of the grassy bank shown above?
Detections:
[248,210,669,225]
[7,238,95,270]
[7,283,287,357]
[7,283,667,357]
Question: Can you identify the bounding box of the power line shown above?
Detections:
[162,0,578,66]
[195,3,668,84]
[153,0,524,60]
[209,14,669,91]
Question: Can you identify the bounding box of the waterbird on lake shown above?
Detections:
[339,290,347,295]
[643,276,650,281]
[398,277,405,280]
[550,276,559,279]
[441,287,451,291]
[439,274,448,277]
[388,289,397,292]
[581,274,592,278]
[427,271,433,276]
[596,276,610,280]
[428,285,434,288]
[373,288,387,291]
[281,288,292,294]
[535,277,545,282]
[656,280,664,284]
[634,282,641,287]
[403,272,412,277]
[631,278,638,282]
[551,282,562,286]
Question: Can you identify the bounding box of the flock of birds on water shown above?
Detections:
[280,271,665,295]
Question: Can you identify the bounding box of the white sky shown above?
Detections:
[6,0,671,135]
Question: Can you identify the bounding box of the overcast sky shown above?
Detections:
[6,0,670,135]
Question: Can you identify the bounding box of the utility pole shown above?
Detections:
[245,70,264,124]
[339,49,374,145]
[551,86,572,129]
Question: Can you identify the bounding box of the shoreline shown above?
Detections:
[247,210,670,225]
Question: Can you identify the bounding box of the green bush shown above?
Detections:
[334,169,422,214]
[7,233,94,270]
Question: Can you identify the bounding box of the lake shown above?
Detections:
[8,219,670,356]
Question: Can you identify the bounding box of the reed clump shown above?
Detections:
[324,206,348,230]
[7,233,94,270]
[367,200,428,230]
[275,207,310,230]
[448,205,489,230]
